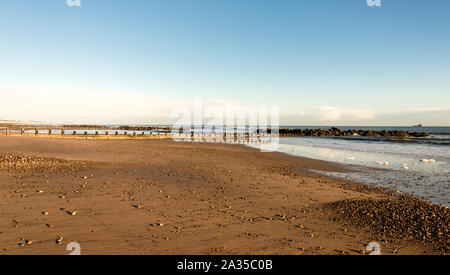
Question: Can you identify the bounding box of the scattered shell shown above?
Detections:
[56,236,63,245]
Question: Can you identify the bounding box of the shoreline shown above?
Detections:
[0,136,447,254]
[260,138,449,206]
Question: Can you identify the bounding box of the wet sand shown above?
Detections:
[0,136,447,255]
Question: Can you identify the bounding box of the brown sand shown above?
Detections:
[0,136,447,255]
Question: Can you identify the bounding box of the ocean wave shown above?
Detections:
[281,137,450,159]
[324,136,450,146]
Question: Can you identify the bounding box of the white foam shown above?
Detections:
[280,137,450,158]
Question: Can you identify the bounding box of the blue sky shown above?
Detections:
[0,0,449,125]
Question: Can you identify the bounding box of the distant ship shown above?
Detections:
[412,124,423,127]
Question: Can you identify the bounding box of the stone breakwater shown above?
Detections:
[277,128,430,137]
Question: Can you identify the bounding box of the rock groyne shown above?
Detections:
[277,127,429,137]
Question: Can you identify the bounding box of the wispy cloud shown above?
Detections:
[1,84,449,126]
[284,106,450,126]
[0,85,242,124]
[311,106,376,122]
[0,85,184,124]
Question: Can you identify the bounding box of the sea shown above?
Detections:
[251,126,449,206]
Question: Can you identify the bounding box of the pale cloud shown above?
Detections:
[386,107,450,114]
[311,106,376,122]
[0,85,241,124]
[1,84,449,126]
[281,106,450,126]
[0,84,186,123]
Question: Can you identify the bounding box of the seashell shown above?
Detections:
[56,236,63,245]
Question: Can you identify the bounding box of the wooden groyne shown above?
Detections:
[0,127,274,143]
[0,127,172,140]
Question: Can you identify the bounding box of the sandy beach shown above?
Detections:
[0,136,447,255]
